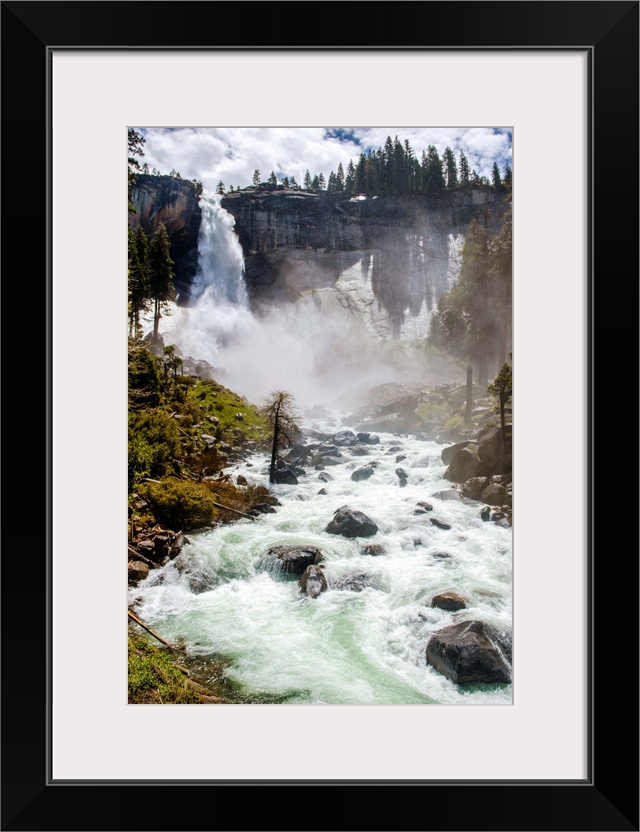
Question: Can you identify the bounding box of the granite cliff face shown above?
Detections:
[221,186,506,337]
[129,178,508,336]
[129,175,202,303]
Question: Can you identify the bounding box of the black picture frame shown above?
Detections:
[2,2,638,830]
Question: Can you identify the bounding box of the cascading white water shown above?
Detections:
[130,413,513,705]
[134,201,512,704]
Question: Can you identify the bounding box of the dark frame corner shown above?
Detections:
[1,1,638,830]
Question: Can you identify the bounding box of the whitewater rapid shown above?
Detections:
[130,412,513,705]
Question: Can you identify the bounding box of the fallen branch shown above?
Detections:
[127,546,159,569]
[210,500,256,521]
[128,610,185,653]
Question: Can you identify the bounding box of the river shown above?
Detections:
[130,411,512,705]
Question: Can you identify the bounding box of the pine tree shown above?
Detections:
[443,147,458,188]
[353,153,367,193]
[268,171,277,185]
[459,151,470,186]
[423,145,445,193]
[311,174,320,190]
[282,176,290,188]
[336,162,345,191]
[290,176,299,189]
[128,226,150,338]
[344,160,356,194]
[148,223,175,341]
[216,181,226,195]
[252,170,261,187]
[492,162,502,188]
[503,163,512,189]
[303,169,312,190]
[317,173,326,190]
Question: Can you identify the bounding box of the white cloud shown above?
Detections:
[134,126,512,193]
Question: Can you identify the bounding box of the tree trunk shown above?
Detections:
[269,403,280,483]
[153,297,160,341]
[464,366,473,425]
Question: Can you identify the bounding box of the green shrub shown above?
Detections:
[128,410,181,489]
[138,477,220,529]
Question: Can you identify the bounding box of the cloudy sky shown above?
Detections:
[133,127,512,193]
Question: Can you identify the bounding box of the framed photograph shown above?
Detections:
[2,2,637,830]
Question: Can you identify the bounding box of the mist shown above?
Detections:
[148,195,465,413]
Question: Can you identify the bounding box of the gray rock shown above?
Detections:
[128,560,149,584]
[416,501,433,512]
[480,505,492,521]
[433,489,463,502]
[325,507,378,538]
[357,432,380,445]
[461,477,489,501]
[395,468,408,480]
[273,468,298,485]
[333,430,358,447]
[299,565,327,598]
[318,471,333,483]
[441,441,471,466]
[268,545,324,575]
[237,474,248,486]
[429,517,452,530]
[444,445,483,483]
[351,466,375,482]
[481,483,508,506]
[396,454,407,463]
[426,620,512,684]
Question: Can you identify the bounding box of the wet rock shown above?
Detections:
[395,467,408,481]
[480,505,492,521]
[251,503,277,514]
[481,483,508,506]
[357,432,380,445]
[430,551,453,560]
[169,532,190,559]
[494,518,512,529]
[332,572,379,593]
[429,517,452,530]
[299,565,327,598]
[333,429,358,447]
[317,488,327,495]
[273,467,298,485]
[396,454,407,463]
[426,620,512,685]
[433,489,463,502]
[237,474,248,486]
[351,466,375,482]
[268,545,324,575]
[138,539,155,554]
[461,477,489,501]
[444,445,483,483]
[318,471,333,483]
[325,507,378,538]
[441,441,471,466]
[128,560,149,584]
[361,543,386,556]
[416,501,433,512]
[431,592,467,611]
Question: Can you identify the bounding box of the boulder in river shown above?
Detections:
[480,505,492,521]
[273,467,299,485]
[444,445,483,483]
[441,441,471,466]
[395,467,408,481]
[299,565,327,598]
[268,545,324,575]
[416,501,433,512]
[481,482,508,506]
[433,489,463,502]
[361,543,386,556]
[357,432,380,445]
[128,560,149,584]
[351,465,375,482]
[431,592,467,611]
[426,620,512,684]
[333,429,358,447]
[429,517,452,530]
[461,477,488,501]
[326,507,378,538]
[332,572,379,593]
[318,471,333,483]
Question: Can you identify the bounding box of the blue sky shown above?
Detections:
[133,127,512,193]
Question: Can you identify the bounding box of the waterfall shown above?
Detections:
[191,195,248,308]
